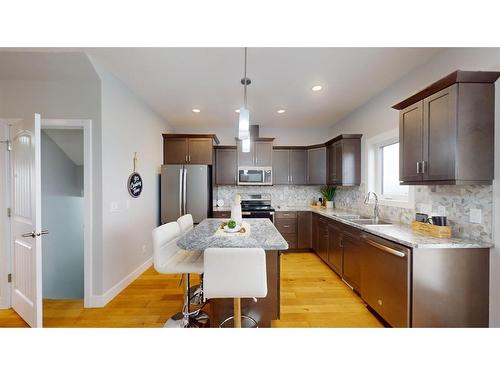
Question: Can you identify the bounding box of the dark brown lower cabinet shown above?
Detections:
[327,223,343,276]
[317,217,329,262]
[341,229,362,293]
[360,233,410,328]
[312,213,319,253]
[297,212,312,249]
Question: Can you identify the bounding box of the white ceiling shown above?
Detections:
[43,129,84,166]
[87,47,443,130]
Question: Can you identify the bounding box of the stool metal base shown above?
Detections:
[219,315,258,328]
[164,310,210,328]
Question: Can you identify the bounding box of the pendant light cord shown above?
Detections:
[243,47,248,108]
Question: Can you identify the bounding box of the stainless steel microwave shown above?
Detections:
[237,167,272,185]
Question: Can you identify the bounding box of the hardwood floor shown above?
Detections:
[0,252,382,328]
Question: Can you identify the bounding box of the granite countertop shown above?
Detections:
[177,218,289,251]
[276,205,492,249]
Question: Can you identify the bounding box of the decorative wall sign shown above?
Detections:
[128,152,143,198]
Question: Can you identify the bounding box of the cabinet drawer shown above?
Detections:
[275,218,297,234]
[275,211,297,219]
[282,233,297,250]
[212,211,231,219]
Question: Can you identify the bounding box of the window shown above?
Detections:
[380,142,408,200]
[366,129,414,209]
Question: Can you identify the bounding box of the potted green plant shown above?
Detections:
[320,185,337,209]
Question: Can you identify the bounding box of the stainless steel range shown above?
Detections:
[240,193,275,222]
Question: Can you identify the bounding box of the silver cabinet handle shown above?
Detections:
[283,225,290,228]
[416,161,421,174]
[422,160,427,174]
[188,154,191,163]
[362,236,406,258]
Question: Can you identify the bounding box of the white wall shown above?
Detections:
[176,126,330,146]
[41,131,84,299]
[91,61,171,296]
[0,122,10,307]
[327,47,500,326]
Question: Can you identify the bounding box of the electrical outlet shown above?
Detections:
[419,204,432,215]
[470,208,482,224]
[142,245,147,255]
[110,201,119,213]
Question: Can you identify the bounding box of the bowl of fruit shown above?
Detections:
[223,219,241,233]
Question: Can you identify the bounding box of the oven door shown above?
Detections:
[242,210,275,222]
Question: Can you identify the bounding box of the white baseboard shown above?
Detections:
[88,257,152,308]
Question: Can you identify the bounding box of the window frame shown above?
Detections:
[366,129,415,209]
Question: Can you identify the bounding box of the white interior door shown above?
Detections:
[10,114,43,327]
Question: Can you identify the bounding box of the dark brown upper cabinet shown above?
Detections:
[326,135,362,186]
[394,70,500,185]
[215,146,237,185]
[272,148,307,185]
[237,138,274,167]
[163,134,219,165]
[307,147,327,185]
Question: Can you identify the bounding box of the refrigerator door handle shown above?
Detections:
[179,168,183,217]
[183,167,187,215]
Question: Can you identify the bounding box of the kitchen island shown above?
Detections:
[177,218,288,327]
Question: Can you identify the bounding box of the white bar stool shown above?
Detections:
[203,247,267,328]
[152,221,206,327]
[177,214,194,234]
[177,214,204,306]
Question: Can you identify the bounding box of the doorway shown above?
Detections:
[0,118,93,327]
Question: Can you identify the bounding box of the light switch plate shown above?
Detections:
[470,208,482,224]
[110,201,119,213]
[419,204,433,215]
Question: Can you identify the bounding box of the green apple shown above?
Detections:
[227,219,237,229]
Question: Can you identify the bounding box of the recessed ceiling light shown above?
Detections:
[192,108,201,113]
[277,109,286,114]
[311,85,323,92]
[235,109,240,113]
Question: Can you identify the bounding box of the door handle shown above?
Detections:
[362,236,406,258]
[38,230,49,236]
[22,231,36,238]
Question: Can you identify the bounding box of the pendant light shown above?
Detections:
[239,47,251,153]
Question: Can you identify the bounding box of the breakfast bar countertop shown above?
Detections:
[177,218,289,251]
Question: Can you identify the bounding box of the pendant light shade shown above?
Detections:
[238,107,250,139]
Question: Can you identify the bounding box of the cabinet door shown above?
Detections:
[272,150,290,185]
[327,144,336,184]
[311,214,319,253]
[317,217,329,262]
[399,102,423,183]
[164,138,188,164]
[360,234,410,327]
[290,150,307,185]
[297,211,312,249]
[237,140,255,167]
[188,138,213,164]
[307,147,327,185]
[254,141,273,166]
[342,230,362,292]
[327,223,343,276]
[334,142,343,184]
[215,148,237,185]
[423,85,457,182]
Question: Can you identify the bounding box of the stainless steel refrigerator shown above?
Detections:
[160,164,211,225]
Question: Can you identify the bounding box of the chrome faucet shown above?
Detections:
[364,191,379,221]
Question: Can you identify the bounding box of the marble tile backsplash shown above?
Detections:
[334,184,493,242]
[214,185,322,208]
[214,183,493,242]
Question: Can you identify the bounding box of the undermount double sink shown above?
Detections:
[333,214,393,227]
